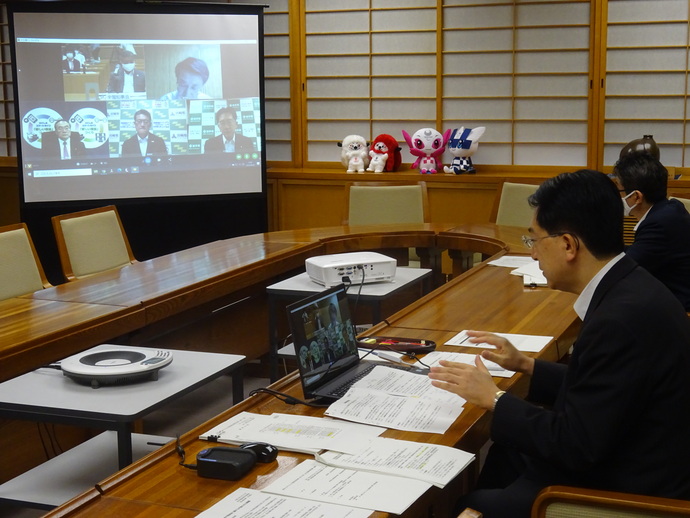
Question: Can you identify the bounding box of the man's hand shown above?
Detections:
[465,330,535,375]
[428,355,498,410]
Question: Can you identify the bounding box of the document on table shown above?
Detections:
[199,412,385,455]
[324,366,465,434]
[195,487,372,518]
[423,351,515,378]
[262,459,431,515]
[511,260,548,286]
[445,330,553,353]
[316,436,475,488]
[488,255,536,268]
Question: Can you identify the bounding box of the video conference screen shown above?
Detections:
[9,2,265,204]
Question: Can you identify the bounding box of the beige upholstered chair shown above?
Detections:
[344,182,429,226]
[532,486,690,518]
[0,223,51,300]
[490,181,540,228]
[52,205,136,281]
[344,182,429,267]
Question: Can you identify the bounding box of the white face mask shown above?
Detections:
[122,63,135,73]
[622,191,638,217]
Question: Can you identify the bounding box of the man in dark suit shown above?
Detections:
[203,106,254,154]
[107,51,146,94]
[613,151,690,310]
[121,109,168,158]
[41,119,86,160]
[429,170,690,518]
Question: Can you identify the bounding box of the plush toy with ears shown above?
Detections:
[443,126,486,175]
[367,133,402,173]
[338,135,369,173]
[401,127,451,174]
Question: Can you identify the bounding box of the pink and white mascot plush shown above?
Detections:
[443,126,485,175]
[367,133,402,173]
[401,127,451,174]
[338,134,369,173]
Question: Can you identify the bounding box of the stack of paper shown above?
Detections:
[199,412,385,455]
[444,330,553,353]
[423,350,514,378]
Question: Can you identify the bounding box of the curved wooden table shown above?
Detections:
[25,223,579,518]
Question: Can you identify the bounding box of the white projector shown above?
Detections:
[305,252,397,288]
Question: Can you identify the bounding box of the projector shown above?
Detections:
[305,252,396,288]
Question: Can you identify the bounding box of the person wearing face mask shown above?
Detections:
[62,50,81,73]
[107,51,146,94]
[613,151,690,310]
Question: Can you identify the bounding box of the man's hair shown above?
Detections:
[528,169,624,259]
[54,119,69,130]
[120,50,136,64]
[175,57,209,83]
[614,151,668,204]
[133,109,151,121]
[215,106,238,125]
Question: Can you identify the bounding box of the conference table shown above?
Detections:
[0,222,581,518]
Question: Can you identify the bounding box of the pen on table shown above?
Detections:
[360,349,407,365]
[457,334,470,345]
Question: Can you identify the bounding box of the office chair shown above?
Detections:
[344,181,429,226]
[344,182,429,267]
[532,485,690,517]
[490,181,540,228]
[52,205,136,281]
[0,223,52,300]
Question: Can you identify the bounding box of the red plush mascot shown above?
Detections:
[366,133,402,173]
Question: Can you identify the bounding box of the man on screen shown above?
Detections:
[121,109,168,158]
[160,57,211,101]
[41,119,86,160]
[204,107,254,154]
[107,51,146,94]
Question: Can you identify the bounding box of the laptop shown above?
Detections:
[286,283,423,401]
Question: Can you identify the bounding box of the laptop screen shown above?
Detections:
[286,284,360,398]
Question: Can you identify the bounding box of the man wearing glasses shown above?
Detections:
[121,109,168,158]
[429,170,690,517]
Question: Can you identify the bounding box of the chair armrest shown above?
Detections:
[532,485,690,518]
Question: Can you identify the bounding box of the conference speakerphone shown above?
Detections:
[305,252,397,288]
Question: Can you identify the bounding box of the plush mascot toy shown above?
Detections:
[443,126,486,175]
[338,134,369,173]
[366,133,402,173]
[401,127,451,174]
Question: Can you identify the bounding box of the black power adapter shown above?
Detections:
[196,446,257,480]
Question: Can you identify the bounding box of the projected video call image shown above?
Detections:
[12,10,263,202]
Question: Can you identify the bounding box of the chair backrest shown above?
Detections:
[0,223,51,300]
[533,485,690,518]
[345,182,429,226]
[52,205,135,281]
[490,181,540,228]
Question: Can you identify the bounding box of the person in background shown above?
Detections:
[121,109,168,158]
[613,151,690,311]
[204,107,253,154]
[160,57,210,100]
[41,119,86,160]
[62,50,81,73]
[428,170,690,518]
[107,50,146,94]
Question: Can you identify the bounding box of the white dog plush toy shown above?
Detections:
[338,135,369,173]
[443,126,485,175]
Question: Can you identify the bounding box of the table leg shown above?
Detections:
[116,425,133,469]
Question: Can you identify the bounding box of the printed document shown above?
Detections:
[488,255,536,268]
[195,487,372,518]
[262,459,431,515]
[423,351,515,378]
[445,330,553,353]
[317,436,474,488]
[199,412,385,455]
[323,366,464,434]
